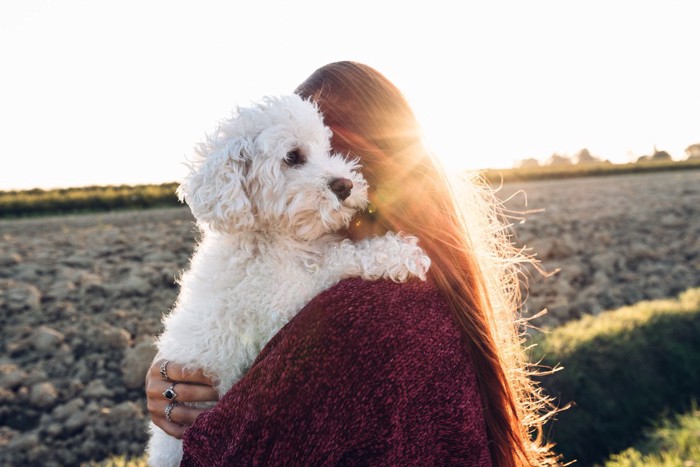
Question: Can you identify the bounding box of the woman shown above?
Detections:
[145,61,559,465]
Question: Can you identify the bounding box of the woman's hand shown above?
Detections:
[145,358,220,439]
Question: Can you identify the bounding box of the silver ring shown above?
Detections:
[159,360,171,381]
[165,401,178,423]
[162,383,178,401]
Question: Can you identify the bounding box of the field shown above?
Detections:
[1,168,699,465]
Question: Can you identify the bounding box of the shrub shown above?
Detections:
[531,288,700,465]
[603,404,700,466]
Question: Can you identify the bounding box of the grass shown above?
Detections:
[531,288,700,465]
[83,456,147,467]
[602,404,700,466]
[0,182,181,218]
[534,288,700,360]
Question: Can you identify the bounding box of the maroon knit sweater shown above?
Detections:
[181,278,492,466]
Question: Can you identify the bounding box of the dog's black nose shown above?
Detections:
[329,178,353,201]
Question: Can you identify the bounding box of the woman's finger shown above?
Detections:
[153,359,217,386]
[165,402,204,427]
[149,380,219,404]
[147,398,209,439]
[155,418,187,439]
[144,358,219,438]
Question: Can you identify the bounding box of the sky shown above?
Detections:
[1,1,698,190]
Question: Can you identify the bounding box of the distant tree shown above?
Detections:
[516,157,540,169]
[547,153,573,166]
[637,146,672,163]
[651,147,672,161]
[574,148,600,164]
[685,143,700,160]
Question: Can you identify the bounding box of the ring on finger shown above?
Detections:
[165,401,179,423]
[160,360,171,381]
[163,383,178,401]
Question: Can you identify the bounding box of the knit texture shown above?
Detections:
[181,278,491,466]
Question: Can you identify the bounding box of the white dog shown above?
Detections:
[146,94,430,466]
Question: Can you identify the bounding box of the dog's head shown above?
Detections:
[177,94,368,240]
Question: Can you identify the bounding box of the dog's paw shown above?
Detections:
[355,231,431,282]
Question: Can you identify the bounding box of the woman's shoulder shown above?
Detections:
[255,277,461,368]
[282,277,465,361]
[305,277,449,323]
[292,278,458,345]
[319,276,441,302]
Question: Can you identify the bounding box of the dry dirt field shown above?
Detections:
[1,169,699,465]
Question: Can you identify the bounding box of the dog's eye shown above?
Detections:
[285,149,307,167]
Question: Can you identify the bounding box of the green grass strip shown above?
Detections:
[603,404,700,466]
[0,182,181,218]
[531,288,700,465]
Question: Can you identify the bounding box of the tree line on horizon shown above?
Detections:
[516,142,700,169]
[2,148,699,218]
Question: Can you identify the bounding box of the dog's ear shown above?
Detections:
[176,137,254,232]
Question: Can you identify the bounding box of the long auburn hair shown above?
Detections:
[296,61,559,466]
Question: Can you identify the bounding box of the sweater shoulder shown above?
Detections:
[293,278,461,351]
[251,277,467,381]
[314,276,446,311]
[307,277,448,323]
